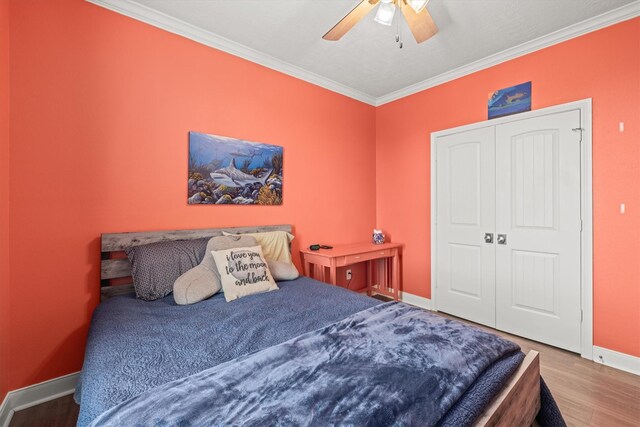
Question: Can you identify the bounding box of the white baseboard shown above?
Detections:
[592,346,640,376]
[0,372,79,427]
[400,292,432,310]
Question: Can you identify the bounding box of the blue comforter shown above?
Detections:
[89,302,521,427]
[76,278,381,426]
[77,277,564,426]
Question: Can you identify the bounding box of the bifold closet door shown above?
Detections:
[494,110,582,352]
[435,127,496,327]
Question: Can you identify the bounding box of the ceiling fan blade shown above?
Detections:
[323,0,380,41]
[400,1,438,44]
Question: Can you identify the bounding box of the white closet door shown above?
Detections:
[495,110,582,352]
[436,127,496,327]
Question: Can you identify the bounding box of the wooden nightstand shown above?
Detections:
[300,242,402,301]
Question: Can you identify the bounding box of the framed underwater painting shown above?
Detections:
[488,81,531,119]
[188,131,283,205]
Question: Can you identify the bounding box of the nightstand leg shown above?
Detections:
[329,262,337,286]
[366,260,372,296]
[392,252,400,301]
[381,258,387,291]
[303,260,311,277]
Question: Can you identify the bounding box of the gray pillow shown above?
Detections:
[125,238,209,301]
[267,259,300,281]
[173,235,258,305]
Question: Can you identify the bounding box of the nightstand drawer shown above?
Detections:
[345,249,389,265]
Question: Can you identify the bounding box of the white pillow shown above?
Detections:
[173,235,258,305]
[222,230,299,280]
[222,230,294,263]
[211,245,279,302]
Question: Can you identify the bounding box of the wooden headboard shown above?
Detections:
[100,224,293,301]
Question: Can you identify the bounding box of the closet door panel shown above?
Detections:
[495,110,582,352]
[435,127,496,327]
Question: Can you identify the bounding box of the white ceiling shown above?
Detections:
[90,0,639,105]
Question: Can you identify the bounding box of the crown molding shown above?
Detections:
[87,0,639,107]
[375,1,640,105]
[85,0,377,106]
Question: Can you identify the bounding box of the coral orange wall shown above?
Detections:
[0,0,10,403]
[376,18,640,357]
[4,0,639,396]
[6,0,375,391]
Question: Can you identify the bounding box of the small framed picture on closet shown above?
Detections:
[487,81,532,119]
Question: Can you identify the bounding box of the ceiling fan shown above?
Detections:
[323,0,438,45]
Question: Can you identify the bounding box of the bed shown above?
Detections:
[76,224,562,427]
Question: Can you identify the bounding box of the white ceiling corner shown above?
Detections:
[86,0,640,106]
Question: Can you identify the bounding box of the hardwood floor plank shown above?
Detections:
[9,394,78,427]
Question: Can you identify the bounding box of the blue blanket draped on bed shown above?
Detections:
[89,302,521,427]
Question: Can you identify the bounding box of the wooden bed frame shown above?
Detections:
[99,225,540,426]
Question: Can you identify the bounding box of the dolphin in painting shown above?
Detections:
[210,158,272,188]
[229,151,250,158]
[506,92,526,103]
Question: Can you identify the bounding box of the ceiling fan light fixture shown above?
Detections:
[374,1,396,26]
[322,0,438,44]
[407,0,429,13]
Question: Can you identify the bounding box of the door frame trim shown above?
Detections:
[430,99,593,359]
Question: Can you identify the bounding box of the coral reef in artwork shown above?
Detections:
[188,132,283,205]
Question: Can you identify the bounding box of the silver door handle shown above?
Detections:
[484,233,494,244]
[497,234,507,245]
